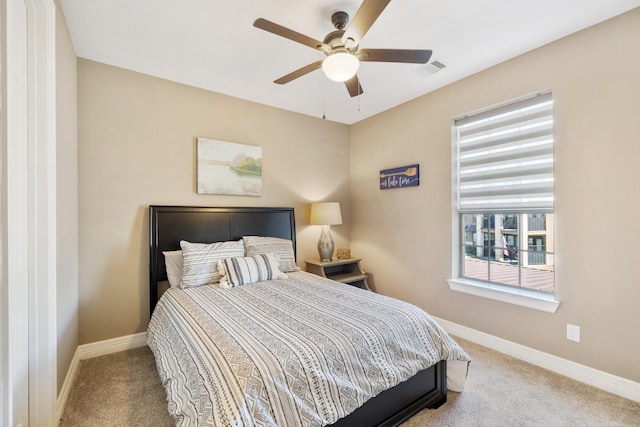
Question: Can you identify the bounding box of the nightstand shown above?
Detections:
[305,258,370,290]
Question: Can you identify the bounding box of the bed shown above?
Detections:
[147,205,470,426]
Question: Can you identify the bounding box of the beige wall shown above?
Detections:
[350,9,640,382]
[77,60,351,344]
[75,8,639,384]
[56,1,79,395]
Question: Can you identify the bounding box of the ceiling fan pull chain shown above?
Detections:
[322,78,326,119]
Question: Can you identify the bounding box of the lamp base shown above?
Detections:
[317,225,335,262]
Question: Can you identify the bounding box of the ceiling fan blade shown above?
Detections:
[358,48,433,64]
[344,75,364,97]
[274,60,324,84]
[254,18,327,51]
[342,0,392,46]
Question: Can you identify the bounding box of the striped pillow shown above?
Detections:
[242,236,299,272]
[220,253,287,287]
[179,240,244,288]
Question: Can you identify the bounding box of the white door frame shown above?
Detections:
[1,0,57,425]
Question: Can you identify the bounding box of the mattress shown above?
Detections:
[148,271,470,427]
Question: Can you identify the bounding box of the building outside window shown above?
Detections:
[461,213,554,293]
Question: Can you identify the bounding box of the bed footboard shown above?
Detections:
[329,360,447,427]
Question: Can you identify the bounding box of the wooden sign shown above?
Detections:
[380,164,420,190]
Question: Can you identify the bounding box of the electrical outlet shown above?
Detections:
[566,324,581,342]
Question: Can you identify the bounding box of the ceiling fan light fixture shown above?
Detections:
[322,52,360,82]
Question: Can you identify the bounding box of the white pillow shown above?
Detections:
[162,250,183,288]
[179,240,244,288]
[220,253,288,287]
[242,236,299,272]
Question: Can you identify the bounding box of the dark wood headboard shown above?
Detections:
[149,206,296,316]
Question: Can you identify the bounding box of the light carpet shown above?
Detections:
[59,337,640,426]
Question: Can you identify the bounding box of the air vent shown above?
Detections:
[423,59,447,74]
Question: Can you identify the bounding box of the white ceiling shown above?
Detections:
[59,0,639,125]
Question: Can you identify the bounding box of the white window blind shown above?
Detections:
[455,92,554,213]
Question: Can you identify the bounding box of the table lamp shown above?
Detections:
[309,202,343,262]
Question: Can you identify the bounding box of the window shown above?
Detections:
[449,91,558,312]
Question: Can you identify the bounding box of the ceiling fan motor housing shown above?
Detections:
[323,30,347,50]
[324,11,354,52]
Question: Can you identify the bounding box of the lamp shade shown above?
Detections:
[322,52,359,82]
[309,202,343,226]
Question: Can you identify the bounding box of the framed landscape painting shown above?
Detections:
[197,137,262,196]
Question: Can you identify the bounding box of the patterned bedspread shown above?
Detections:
[148,271,470,427]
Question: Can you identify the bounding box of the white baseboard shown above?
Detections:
[56,332,148,425]
[55,348,80,425]
[432,316,640,403]
[77,331,148,360]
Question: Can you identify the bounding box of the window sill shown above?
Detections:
[447,278,560,313]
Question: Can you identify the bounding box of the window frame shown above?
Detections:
[449,92,559,313]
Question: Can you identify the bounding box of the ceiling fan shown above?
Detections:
[253,0,432,97]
